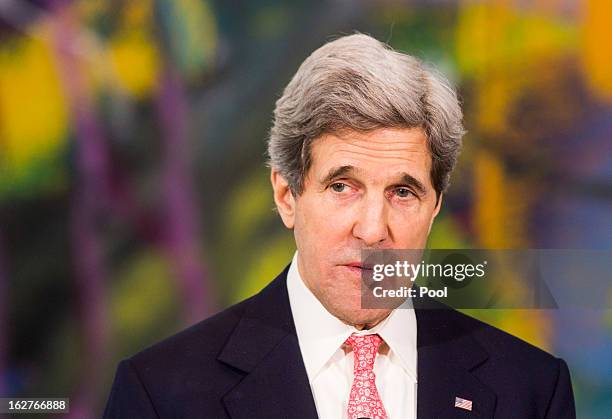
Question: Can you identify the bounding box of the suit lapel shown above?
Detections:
[415,298,497,418]
[218,267,318,419]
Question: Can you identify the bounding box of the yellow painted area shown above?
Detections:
[497,309,551,350]
[473,150,529,248]
[0,35,68,176]
[223,170,274,248]
[456,2,577,78]
[231,234,296,304]
[217,169,289,303]
[582,0,612,100]
[457,2,578,139]
[472,150,545,350]
[459,3,560,353]
[474,73,521,135]
[172,0,218,76]
[111,251,178,343]
[107,0,159,98]
[464,309,551,351]
[109,30,160,98]
[474,150,533,249]
[473,151,506,248]
[179,0,217,54]
[427,216,470,249]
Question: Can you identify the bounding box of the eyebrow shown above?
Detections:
[401,173,427,197]
[320,165,355,184]
[398,173,427,196]
[320,166,428,196]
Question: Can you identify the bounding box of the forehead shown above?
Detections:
[308,127,432,183]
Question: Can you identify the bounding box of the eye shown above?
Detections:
[330,182,347,193]
[395,187,415,198]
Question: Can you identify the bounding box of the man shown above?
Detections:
[104,34,575,418]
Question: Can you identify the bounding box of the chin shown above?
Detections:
[315,279,392,327]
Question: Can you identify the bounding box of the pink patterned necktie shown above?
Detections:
[345,333,388,419]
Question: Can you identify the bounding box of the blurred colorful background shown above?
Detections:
[1,0,611,417]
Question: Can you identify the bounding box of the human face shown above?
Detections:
[271,127,442,328]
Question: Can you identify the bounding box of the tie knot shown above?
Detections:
[344,333,383,355]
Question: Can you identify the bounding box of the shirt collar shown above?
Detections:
[286,252,417,382]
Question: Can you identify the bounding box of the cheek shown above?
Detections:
[318,267,363,305]
[294,203,323,248]
[296,197,354,241]
[390,207,436,245]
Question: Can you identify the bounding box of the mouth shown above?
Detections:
[342,262,374,273]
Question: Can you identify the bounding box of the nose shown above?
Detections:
[352,194,390,247]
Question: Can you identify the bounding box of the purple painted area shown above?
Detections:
[51,4,110,418]
[157,66,216,323]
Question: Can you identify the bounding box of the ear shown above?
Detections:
[428,192,443,235]
[270,169,296,229]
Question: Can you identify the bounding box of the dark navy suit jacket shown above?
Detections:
[104,266,576,418]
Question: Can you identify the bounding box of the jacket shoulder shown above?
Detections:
[108,296,258,418]
[451,309,571,408]
[456,310,574,416]
[104,297,255,418]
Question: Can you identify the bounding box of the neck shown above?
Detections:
[345,312,391,331]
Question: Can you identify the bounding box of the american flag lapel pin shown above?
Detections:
[454,396,473,412]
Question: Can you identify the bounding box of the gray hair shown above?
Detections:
[267,33,465,197]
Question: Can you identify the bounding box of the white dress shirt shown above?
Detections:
[286,253,418,419]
